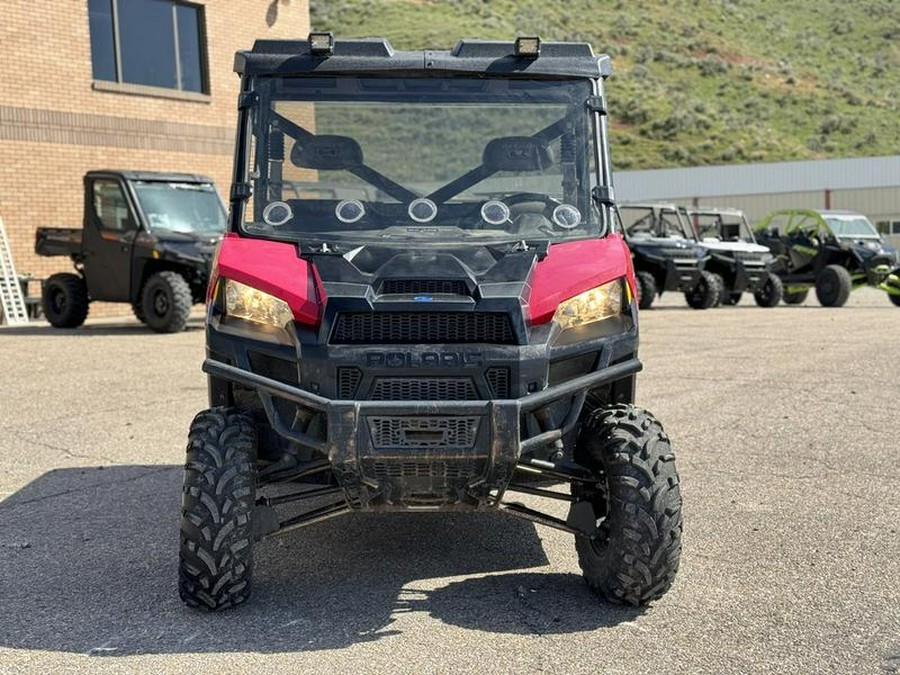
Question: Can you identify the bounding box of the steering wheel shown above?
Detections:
[504,193,564,209]
[500,193,567,236]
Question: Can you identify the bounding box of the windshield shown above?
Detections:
[693,211,754,243]
[133,181,226,235]
[241,76,600,246]
[619,205,695,240]
[824,215,880,239]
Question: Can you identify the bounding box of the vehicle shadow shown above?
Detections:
[0,466,638,656]
[0,320,204,337]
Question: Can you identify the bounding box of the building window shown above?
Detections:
[875,221,900,235]
[88,0,207,94]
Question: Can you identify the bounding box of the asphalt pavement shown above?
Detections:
[1,288,898,674]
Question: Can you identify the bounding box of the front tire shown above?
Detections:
[753,274,783,307]
[782,288,809,305]
[889,293,900,307]
[42,273,89,328]
[179,408,258,611]
[141,271,192,333]
[573,405,682,606]
[685,270,720,310]
[636,271,657,310]
[815,265,852,307]
[132,302,147,325]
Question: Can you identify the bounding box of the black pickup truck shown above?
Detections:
[35,170,226,332]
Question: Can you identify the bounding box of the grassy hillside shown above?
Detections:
[309,0,900,169]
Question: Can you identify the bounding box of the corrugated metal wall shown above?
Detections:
[671,187,896,220]
[617,157,900,247]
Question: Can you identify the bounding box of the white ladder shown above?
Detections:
[0,216,30,325]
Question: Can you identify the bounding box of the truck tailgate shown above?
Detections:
[35,227,82,257]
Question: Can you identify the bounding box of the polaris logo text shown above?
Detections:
[365,351,484,368]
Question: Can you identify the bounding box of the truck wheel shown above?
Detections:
[753,274,783,308]
[684,270,719,310]
[179,408,258,611]
[722,292,742,306]
[42,273,89,328]
[132,302,147,325]
[636,272,656,310]
[572,405,682,606]
[889,294,900,308]
[782,288,809,305]
[815,265,852,307]
[141,271,192,333]
[709,273,724,307]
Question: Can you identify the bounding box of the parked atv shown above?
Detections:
[35,170,226,332]
[687,207,783,307]
[178,34,682,611]
[619,203,718,309]
[754,209,900,307]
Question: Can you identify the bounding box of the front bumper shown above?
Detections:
[662,257,703,292]
[203,354,641,510]
[732,259,770,292]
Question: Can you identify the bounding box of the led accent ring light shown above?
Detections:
[552,204,582,229]
[408,198,438,223]
[263,201,292,227]
[335,199,366,224]
[480,200,511,226]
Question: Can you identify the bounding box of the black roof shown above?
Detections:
[234,38,612,80]
[87,170,215,184]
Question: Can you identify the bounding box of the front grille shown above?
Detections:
[368,416,479,448]
[337,367,362,399]
[331,312,516,345]
[371,377,477,401]
[731,251,768,263]
[379,279,469,296]
[485,367,510,398]
[364,459,487,480]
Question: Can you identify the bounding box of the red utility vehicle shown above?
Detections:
[179,34,683,610]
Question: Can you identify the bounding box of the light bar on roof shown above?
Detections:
[514,36,541,58]
[308,32,334,56]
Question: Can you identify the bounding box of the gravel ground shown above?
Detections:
[1,288,898,674]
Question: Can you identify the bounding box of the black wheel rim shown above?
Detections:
[152,289,170,317]
[574,475,609,546]
[50,288,66,314]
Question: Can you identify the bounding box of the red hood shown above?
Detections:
[527,234,635,324]
[210,233,634,328]
[211,234,322,325]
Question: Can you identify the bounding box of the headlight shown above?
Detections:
[224,279,294,328]
[553,280,624,330]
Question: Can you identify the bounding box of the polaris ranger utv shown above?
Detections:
[618,203,718,310]
[179,34,682,611]
[35,170,226,332]
[755,209,900,307]
[687,207,783,307]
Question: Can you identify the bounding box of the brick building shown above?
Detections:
[0,0,310,316]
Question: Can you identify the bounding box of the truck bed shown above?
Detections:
[35,227,83,259]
